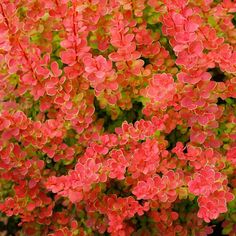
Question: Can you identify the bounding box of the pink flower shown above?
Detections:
[197,191,234,222]
[105,149,128,180]
[188,166,225,196]
[60,49,77,65]
[83,55,112,82]
[145,73,176,108]
[227,147,236,166]
[0,116,11,131]
[128,139,160,178]
[177,70,211,84]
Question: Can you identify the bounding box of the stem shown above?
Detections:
[0,4,9,28]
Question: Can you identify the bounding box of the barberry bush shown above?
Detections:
[0,0,236,235]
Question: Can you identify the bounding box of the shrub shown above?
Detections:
[0,0,236,235]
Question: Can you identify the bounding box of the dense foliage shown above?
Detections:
[0,0,236,235]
